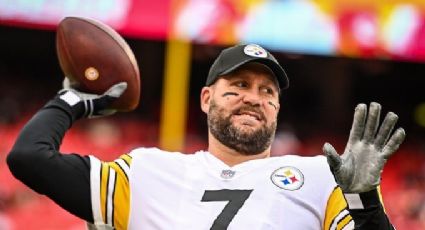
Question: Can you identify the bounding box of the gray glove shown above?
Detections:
[58,78,127,120]
[323,102,406,193]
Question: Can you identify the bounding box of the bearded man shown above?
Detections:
[7,44,405,230]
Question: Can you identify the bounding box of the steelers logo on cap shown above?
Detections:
[244,44,268,58]
[271,166,304,190]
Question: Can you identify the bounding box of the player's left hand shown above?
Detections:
[323,102,406,193]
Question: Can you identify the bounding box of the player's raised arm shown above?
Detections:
[6,80,126,222]
[323,102,406,229]
[7,16,139,226]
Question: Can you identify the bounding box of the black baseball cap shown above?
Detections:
[206,44,289,90]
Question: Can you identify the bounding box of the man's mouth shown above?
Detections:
[234,111,261,121]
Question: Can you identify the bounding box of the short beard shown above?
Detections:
[207,100,276,156]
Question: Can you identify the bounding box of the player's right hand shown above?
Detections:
[57,78,127,120]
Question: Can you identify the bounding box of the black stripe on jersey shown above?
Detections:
[332,209,350,230]
[341,219,354,230]
[105,165,110,224]
[111,175,117,227]
[337,214,352,230]
[98,162,102,194]
[121,155,131,167]
[114,162,129,181]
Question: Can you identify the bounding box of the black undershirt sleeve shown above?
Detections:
[348,189,394,230]
[6,99,93,223]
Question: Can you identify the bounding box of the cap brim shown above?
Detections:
[221,58,289,90]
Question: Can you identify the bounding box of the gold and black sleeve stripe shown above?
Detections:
[90,154,133,230]
[324,186,354,230]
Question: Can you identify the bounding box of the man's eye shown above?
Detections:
[262,87,274,95]
[236,82,247,88]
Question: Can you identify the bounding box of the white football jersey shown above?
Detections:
[88,148,354,230]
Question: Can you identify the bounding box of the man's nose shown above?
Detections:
[241,90,261,106]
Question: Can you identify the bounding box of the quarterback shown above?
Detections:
[7,44,405,229]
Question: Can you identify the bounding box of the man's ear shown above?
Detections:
[200,86,212,114]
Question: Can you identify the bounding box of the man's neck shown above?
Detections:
[207,133,271,167]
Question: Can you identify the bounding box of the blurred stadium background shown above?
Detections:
[0,0,425,229]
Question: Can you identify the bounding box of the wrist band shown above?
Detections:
[344,189,381,210]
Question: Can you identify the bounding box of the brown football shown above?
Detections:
[56,16,140,112]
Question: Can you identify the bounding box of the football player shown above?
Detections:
[7,44,405,229]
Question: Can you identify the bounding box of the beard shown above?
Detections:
[207,100,277,156]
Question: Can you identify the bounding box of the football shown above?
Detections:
[56,16,140,111]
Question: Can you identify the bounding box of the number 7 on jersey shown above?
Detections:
[201,189,253,230]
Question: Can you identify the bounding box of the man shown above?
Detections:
[7,44,405,229]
